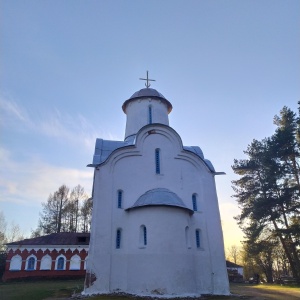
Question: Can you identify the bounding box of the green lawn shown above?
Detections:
[1,280,300,300]
[0,279,84,300]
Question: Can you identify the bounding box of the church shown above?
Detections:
[84,74,229,296]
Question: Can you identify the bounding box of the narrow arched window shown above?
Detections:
[117,190,123,208]
[148,105,152,124]
[139,225,147,247]
[57,257,65,270]
[185,226,191,248]
[195,229,201,248]
[155,148,160,174]
[192,194,197,211]
[143,226,147,246]
[27,257,35,270]
[116,229,121,249]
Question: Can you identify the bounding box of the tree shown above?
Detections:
[232,104,300,281]
[80,197,92,233]
[39,185,70,234]
[0,211,7,251]
[37,184,91,235]
[65,185,88,232]
[227,245,240,265]
[0,211,24,250]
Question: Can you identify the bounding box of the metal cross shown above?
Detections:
[139,71,155,88]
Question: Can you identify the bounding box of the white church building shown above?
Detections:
[84,77,229,296]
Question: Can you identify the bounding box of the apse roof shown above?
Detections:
[122,88,173,113]
[125,188,194,213]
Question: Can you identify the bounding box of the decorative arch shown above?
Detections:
[185,226,191,248]
[40,254,52,270]
[9,254,22,270]
[70,254,81,270]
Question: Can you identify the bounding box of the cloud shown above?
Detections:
[0,96,31,126]
[0,95,120,153]
[0,147,93,206]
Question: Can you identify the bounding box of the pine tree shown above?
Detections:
[232,105,300,281]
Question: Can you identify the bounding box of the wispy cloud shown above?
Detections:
[0,95,120,152]
[0,147,93,206]
[0,96,31,125]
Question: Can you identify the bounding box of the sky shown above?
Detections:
[1,0,299,250]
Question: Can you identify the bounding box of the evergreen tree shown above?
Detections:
[232,105,300,281]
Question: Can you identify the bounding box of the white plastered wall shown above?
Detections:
[84,125,229,296]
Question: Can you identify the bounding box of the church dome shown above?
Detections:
[122,88,172,113]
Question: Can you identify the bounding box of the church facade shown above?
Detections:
[84,83,229,296]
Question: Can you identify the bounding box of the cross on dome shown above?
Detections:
[139,71,155,88]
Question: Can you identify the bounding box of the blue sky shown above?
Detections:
[1,0,299,248]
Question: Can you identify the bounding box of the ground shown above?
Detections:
[1,281,299,300]
[230,283,300,300]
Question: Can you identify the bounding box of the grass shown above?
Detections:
[230,283,300,299]
[0,279,84,300]
[1,280,299,300]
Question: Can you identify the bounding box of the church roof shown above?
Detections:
[125,188,194,214]
[122,88,173,113]
[89,137,216,172]
[6,232,90,246]
[226,260,243,268]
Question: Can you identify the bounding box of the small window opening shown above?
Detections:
[57,257,65,270]
[148,106,152,124]
[118,190,123,208]
[77,236,89,243]
[192,194,197,211]
[143,226,147,246]
[155,148,160,174]
[27,257,35,270]
[116,229,121,249]
[195,229,201,248]
[139,225,147,247]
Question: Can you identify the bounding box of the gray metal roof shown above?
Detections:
[88,135,216,172]
[130,88,166,99]
[204,159,215,172]
[183,146,204,160]
[6,232,90,246]
[91,138,132,165]
[122,88,173,113]
[125,188,194,213]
